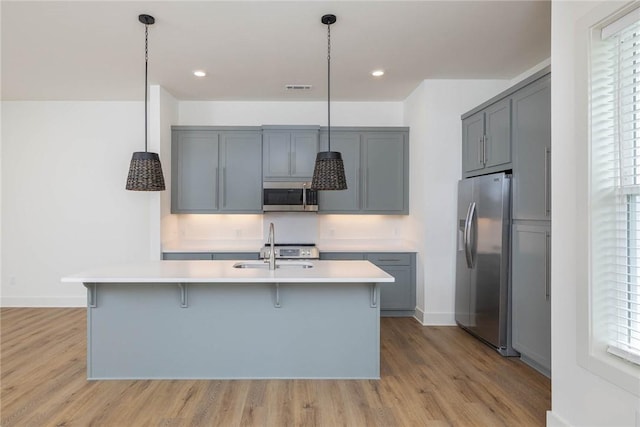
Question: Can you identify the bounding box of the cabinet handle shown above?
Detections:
[545,231,551,301]
[222,167,227,208]
[544,147,551,217]
[377,259,401,262]
[357,167,361,208]
[478,137,483,165]
[365,168,370,208]
[483,135,488,165]
[291,151,296,175]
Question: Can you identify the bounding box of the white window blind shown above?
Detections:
[592,13,640,366]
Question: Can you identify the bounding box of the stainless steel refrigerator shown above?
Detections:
[455,172,517,356]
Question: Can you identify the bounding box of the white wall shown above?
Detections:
[549,1,640,426]
[178,101,403,127]
[1,102,156,306]
[402,79,509,324]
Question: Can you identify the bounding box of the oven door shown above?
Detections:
[262,182,318,212]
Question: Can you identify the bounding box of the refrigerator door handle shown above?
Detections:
[464,202,476,268]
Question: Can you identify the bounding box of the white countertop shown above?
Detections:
[61,260,395,284]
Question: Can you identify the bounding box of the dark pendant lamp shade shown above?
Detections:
[311,14,347,191]
[126,14,166,191]
[126,152,166,191]
[312,151,347,190]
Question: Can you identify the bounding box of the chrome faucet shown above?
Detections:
[267,222,276,270]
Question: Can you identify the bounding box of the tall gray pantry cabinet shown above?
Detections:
[460,69,551,376]
[510,74,551,376]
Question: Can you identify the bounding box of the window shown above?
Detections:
[591,9,640,367]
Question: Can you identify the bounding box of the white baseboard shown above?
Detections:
[0,296,86,307]
[412,309,456,326]
[413,307,425,324]
[546,410,570,427]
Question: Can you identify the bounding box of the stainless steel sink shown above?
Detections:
[232,261,313,269]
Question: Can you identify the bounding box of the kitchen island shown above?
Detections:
[62,260,393,380]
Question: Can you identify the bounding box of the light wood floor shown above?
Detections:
[1,308,550,426]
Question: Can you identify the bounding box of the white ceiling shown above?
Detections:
[1,1,551,102]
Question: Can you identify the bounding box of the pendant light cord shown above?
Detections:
[327,21,331,153]
[144,23,149,153]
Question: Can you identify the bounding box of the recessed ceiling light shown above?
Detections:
[371,70,385,77]
[193,70,206,77]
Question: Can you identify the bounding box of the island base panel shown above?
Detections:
[87,282,380,379]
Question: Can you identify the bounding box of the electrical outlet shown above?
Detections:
[9,276,16,286]
[235,229,242,238]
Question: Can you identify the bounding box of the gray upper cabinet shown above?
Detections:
[512,74,551,221]
[462,97,512,177]
[172,130,220,212]
[219,132,262,212]
[262,127,319,180]
[462,112,485,174]
[171,127,262,214]
[318,128,409,214]
[511,223,551,375]
[363,132,408,213]
[484,98,512,169]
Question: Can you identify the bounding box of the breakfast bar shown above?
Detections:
[62,260,394,380]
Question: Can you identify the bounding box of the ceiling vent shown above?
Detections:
[285,84,312,91]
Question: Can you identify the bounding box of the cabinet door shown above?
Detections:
[219,132,262,212]
[319,252,365,260]
[462,112,485,175]
[484,97,512,169]
[512,223,551,374]
[363,132,407,213]
[262,132,291,178]
[290,132,318,178]
[318,132,361,212]
[512,75,551,221]
[172,131,219,213]
[376,265,413,311]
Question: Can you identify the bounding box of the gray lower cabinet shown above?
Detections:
[512,74,551,221]
[163,252,213,260]
[163,252,259,261]
[262,127,319,180]
[462,97,511,177]
[171,127,262,214]
[511,222,551,376]
[320,251,416,317]
[318,128,409,214]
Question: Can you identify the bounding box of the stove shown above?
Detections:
[259,243,319,260]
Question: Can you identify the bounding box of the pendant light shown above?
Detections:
[126,14,166,191]
[311,14,347,191]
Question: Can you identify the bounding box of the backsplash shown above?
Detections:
[164,213,407,248]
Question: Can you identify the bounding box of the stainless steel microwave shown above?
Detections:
[263,181,318,212]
